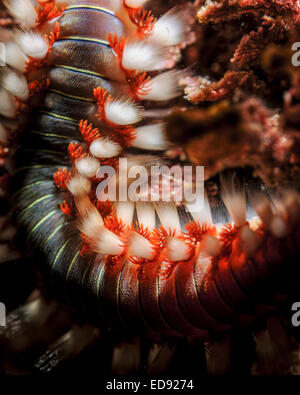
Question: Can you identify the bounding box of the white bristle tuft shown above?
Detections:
[133,123,167,150]
[122,41,169,71]
[0,87,17,118]
[75,156,100,178]
[166,237,190,261]
[15,31,49,59]
[249,216,262,231]
[136,202,156,230]
[252,197,273,229]
[105,98,144,125]
[239,225,259,256]
[67,175,91,197]
[89,137,121,158]
[128,232,154,259]
[154,203,181,232]
[187,193,213,225]
[4,0,37,27]
[96,228,124,255]
[5,40,28,72]
[124,0,148,7]
[220,173,246,227]
[80,209,104,238]
[116,201,135,226]
[80,210,124,255]
[0,68,29,100]
[151,11,186,46]
[139,71,183,101]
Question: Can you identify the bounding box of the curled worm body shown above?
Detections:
[4,0,300,359]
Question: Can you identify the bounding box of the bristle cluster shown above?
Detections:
[105,98,144,126]
[151,9,188,46]
[35,0,65,26]
[220,173,247,227]
[0,0,61,166]
[4,0,37,28]
[5,40,29,72]
[138,70,183,101]
[122,41,170,72]
[129,8,157,38]
[0,87,17,118]
[75,156,100,179]
[90,138,122,159]
[0,68,29,100]
[94,87,143,126]
[133,124,167,150]
[67,175,91,197]
[15,30,49,59]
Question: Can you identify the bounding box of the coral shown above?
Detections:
[166,0,300,187]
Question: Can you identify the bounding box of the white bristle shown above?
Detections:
[239,225,259,256]
[96,228,124,255]
[249,216,262,232]
[253,197,273,229]
[105,98,144,125]
[15,31,49,59]
[167,237,190,261]
[124,0,147,7]
[154,203,181,232]
[80,210,124,255]
[0,67,29,100]
[187,193,213,225]
[89,138,121,158]
[80,209,104,238]
[122,41,169,71]
[67,175,91,197]
[5,40,28,72]
[75,156,100,178]
[220,173,246,227]
[0,87,17,118]
[4,0,37,27]
[151,11,186,46]
[128,232,154,259]
[136,202,156,229]
[116,201,135,226]
[133,123,167,150]
[139,70,182,101]
[222,192,246,226]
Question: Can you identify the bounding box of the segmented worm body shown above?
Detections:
[1,0,300,375]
